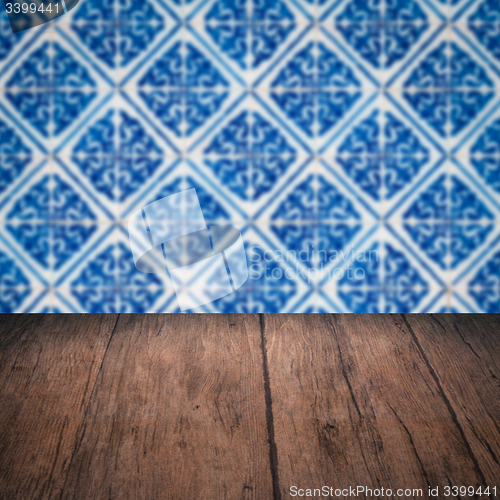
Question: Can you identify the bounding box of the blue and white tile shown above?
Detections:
[1,0,500,312]
[453,234,500,312]
[204,225,309,312]
[55,0,179,83]
[458,0,500,79]
[0,113,47,208]
[255,160,376,285]
[0,161,113,286]
[423,0,471,21]
[122,158,244,225]
[319,0,445,84]
[387,161,500,286]
[189,92,312,217]
[187,0,309,84]
[0,33,112,151]
[390,27,500,150]
[0,244,41,313]
[56,94,179,219]
[321,224,443,312]
[321,92,445,217]
[122,27,245,153]
[58,226,176,313]
[453,104,500,211]
[257,26,377,152]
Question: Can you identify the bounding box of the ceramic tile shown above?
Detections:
[1,0,500,311]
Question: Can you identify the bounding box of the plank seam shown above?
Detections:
[259,314,282,500]
[401,314,493,499]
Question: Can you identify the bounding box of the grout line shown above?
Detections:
[401,314,493,499]
[259,314,282,500]
[57,313,121,500]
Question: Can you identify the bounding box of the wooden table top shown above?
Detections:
[0,314,499,499]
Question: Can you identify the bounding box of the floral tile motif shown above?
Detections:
[7,174,97,270]
[1,0,500,312]
[468,0,500,64]
[72,110,164,201]
[335,0,429,69]
[138,40,230,137]
[270,41,362,137]
[336,110,431,200]
[71,0,166,68]
[70,241,165,313]
[403,41,494,137]
[204,110,298,200]
[205,0,296,69]
[0,118,32,195]
[5,41,97,137]
[338,242,429,313]
[403,174,494,270]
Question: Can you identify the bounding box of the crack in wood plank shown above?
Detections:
[260,314,282,500]
[401,314,492,499]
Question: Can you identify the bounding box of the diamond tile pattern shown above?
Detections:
[1,0,500,312]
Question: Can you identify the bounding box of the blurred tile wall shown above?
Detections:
[1,0,500,312]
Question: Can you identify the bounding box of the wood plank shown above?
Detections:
[0,314,118,500]
[403,314,500,486]
[263,314,492,498]
[62,314,273,500]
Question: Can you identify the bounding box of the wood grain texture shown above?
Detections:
[403,314,500,486]
[0,314,499,500]
[263,314,495,498]
[0,314,118,500]
[62,314,273,500]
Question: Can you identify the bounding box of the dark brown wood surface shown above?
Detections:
[0,314,499,500]
[0,315,118,499]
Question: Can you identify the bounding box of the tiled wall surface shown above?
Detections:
[1,0,500,312]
